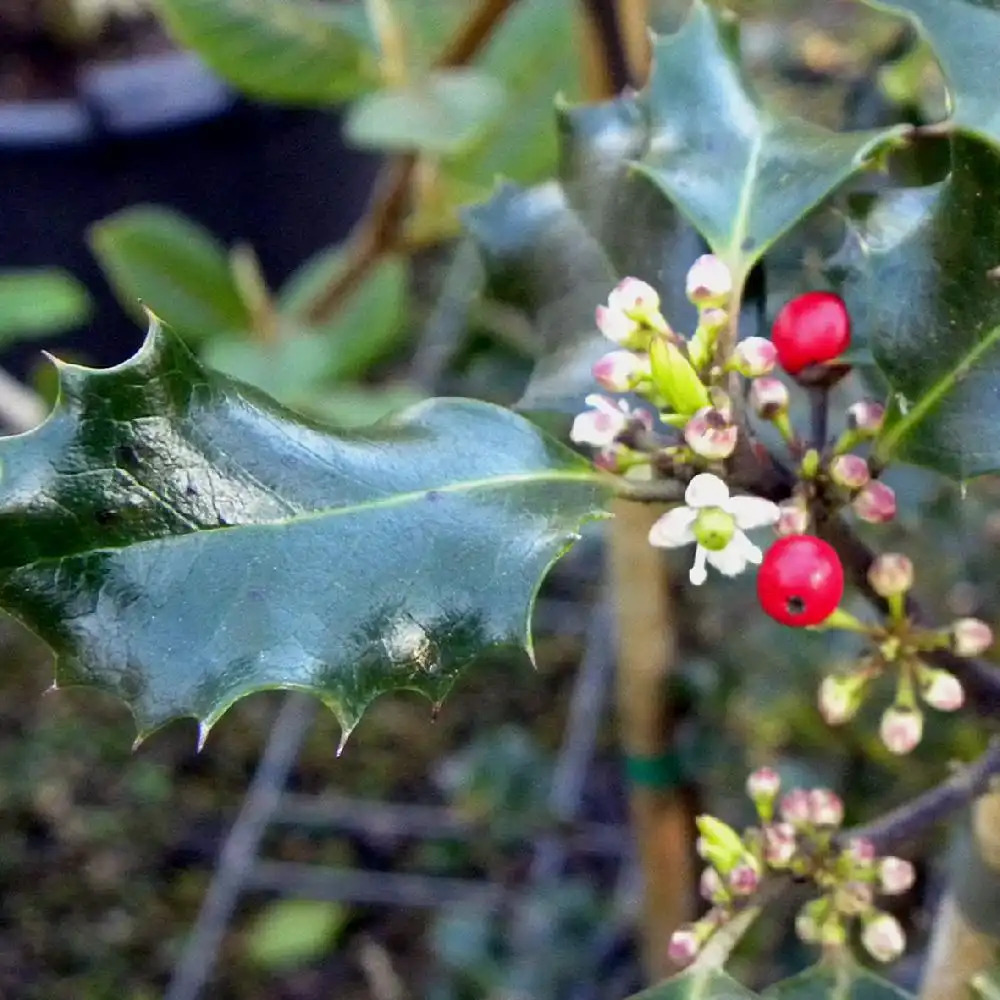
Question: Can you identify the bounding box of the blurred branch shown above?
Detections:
[615,0,651,86]
[843,739,1000,853]
[0,367,47,433]
[303,0,520,325]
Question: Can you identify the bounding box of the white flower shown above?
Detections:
[648,473,780,585]
[570,394,650,449]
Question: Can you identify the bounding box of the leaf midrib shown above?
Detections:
[875,317,1000,463]
[4,468,610,574]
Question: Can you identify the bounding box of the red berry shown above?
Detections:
[757,535,844,627]
[771,292,851,375]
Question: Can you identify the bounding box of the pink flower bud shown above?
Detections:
[829,454,870,490]
[699,866,726,902]
[750,376,789,419]
[779,789,812,826]
[596,304,642,346]
[776,500,810,536]
[952,617,994,657]
[609,277,661,318]
[852,481,896,523]
[878,856,916,895]
[808,788,844,828]
[685,254,732,307]
[834,880,874,917]
[879,705,923,755]
[728,861,760,897]
[843,837,877,867]
[570,394,629,448]
[764,822,797,867]
[867,553,914,598]
[684,406,738,460]
[747,766,781,803]
[920,668,964,712]
[667,926,701,967]
[861,912,906,962]
[847,400,885,436]
[732,337,777,377]
[818,673,866,726]
[592,350,650,392]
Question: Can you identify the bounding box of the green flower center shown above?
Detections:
[694,507,736,551]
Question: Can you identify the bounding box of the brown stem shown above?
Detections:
[609,500,696,982]
[303,0,520,325]
[615,0,652,86]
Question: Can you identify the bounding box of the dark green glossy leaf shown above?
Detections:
[0,271,91,344]
[89,206,251,342]
[463,94,701,417]
[0,324,609,742]
[632,0,901,280]
[153,0,378,105]
[762,961,913,999]
[626,968,758,1000]
[862,0,1000,146]
[345,69,505,155]
[833,137,1000,478]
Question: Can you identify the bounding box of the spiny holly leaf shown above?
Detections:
[862,0,1000,146]
[0,324,610,745]
[632,0,902,282]
[762,961,913,999]
[832,137,1000,478]
[625,968,758,1000]
[464,94,701,417]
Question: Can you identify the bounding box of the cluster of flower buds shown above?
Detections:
[815,552,993,754]
[669,769,914,968]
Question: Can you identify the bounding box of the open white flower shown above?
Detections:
[648,473,780,585]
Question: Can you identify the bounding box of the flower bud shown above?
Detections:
[731,337,777,377]
[795,900,826,943]
[779,788,812,826]
[728,861,761,897]
[688,308,729,370]
[609,276,661,319]
[749,376,790,419]
[776,499,810,536]
[685,407,738,460]
[695,815,746,873]
[846,400,885,436]
[570,394,630,448]
[596,304,643,347]
[878,856,916,896]
[747,767,781,818]
[818,673,867,726]
[764,822,797,867]
[843,837,877,868]
[861,912,906,963]
[852,481,896,523]
[952,617,994,657]
[650,337,710,415]
[829,454,870,490]
[867,553,914,598]
[686,254,732,307]
[919,667,964,712]
[667,926,701,967]
[592,350,650,392]
[807,788,844,828]
[879,704,923,755]
[699,866,727,903]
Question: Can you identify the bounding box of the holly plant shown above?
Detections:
[6,0,1000,997]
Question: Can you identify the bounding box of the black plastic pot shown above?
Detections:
[0,51,381,376]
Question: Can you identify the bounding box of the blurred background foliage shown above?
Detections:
[0,0,992,998]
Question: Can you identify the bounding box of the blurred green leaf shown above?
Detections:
[863,0,1000,146]
[833,137,1000,478]
[306,384,426,427]
[0,271,91,344]
[89,206,250,341]
[245,899,346,969]
[632,0,901,281]
[626,968,759,999]
[762,961,913,999]
[346,70,506,155]
[153,0,378,104]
